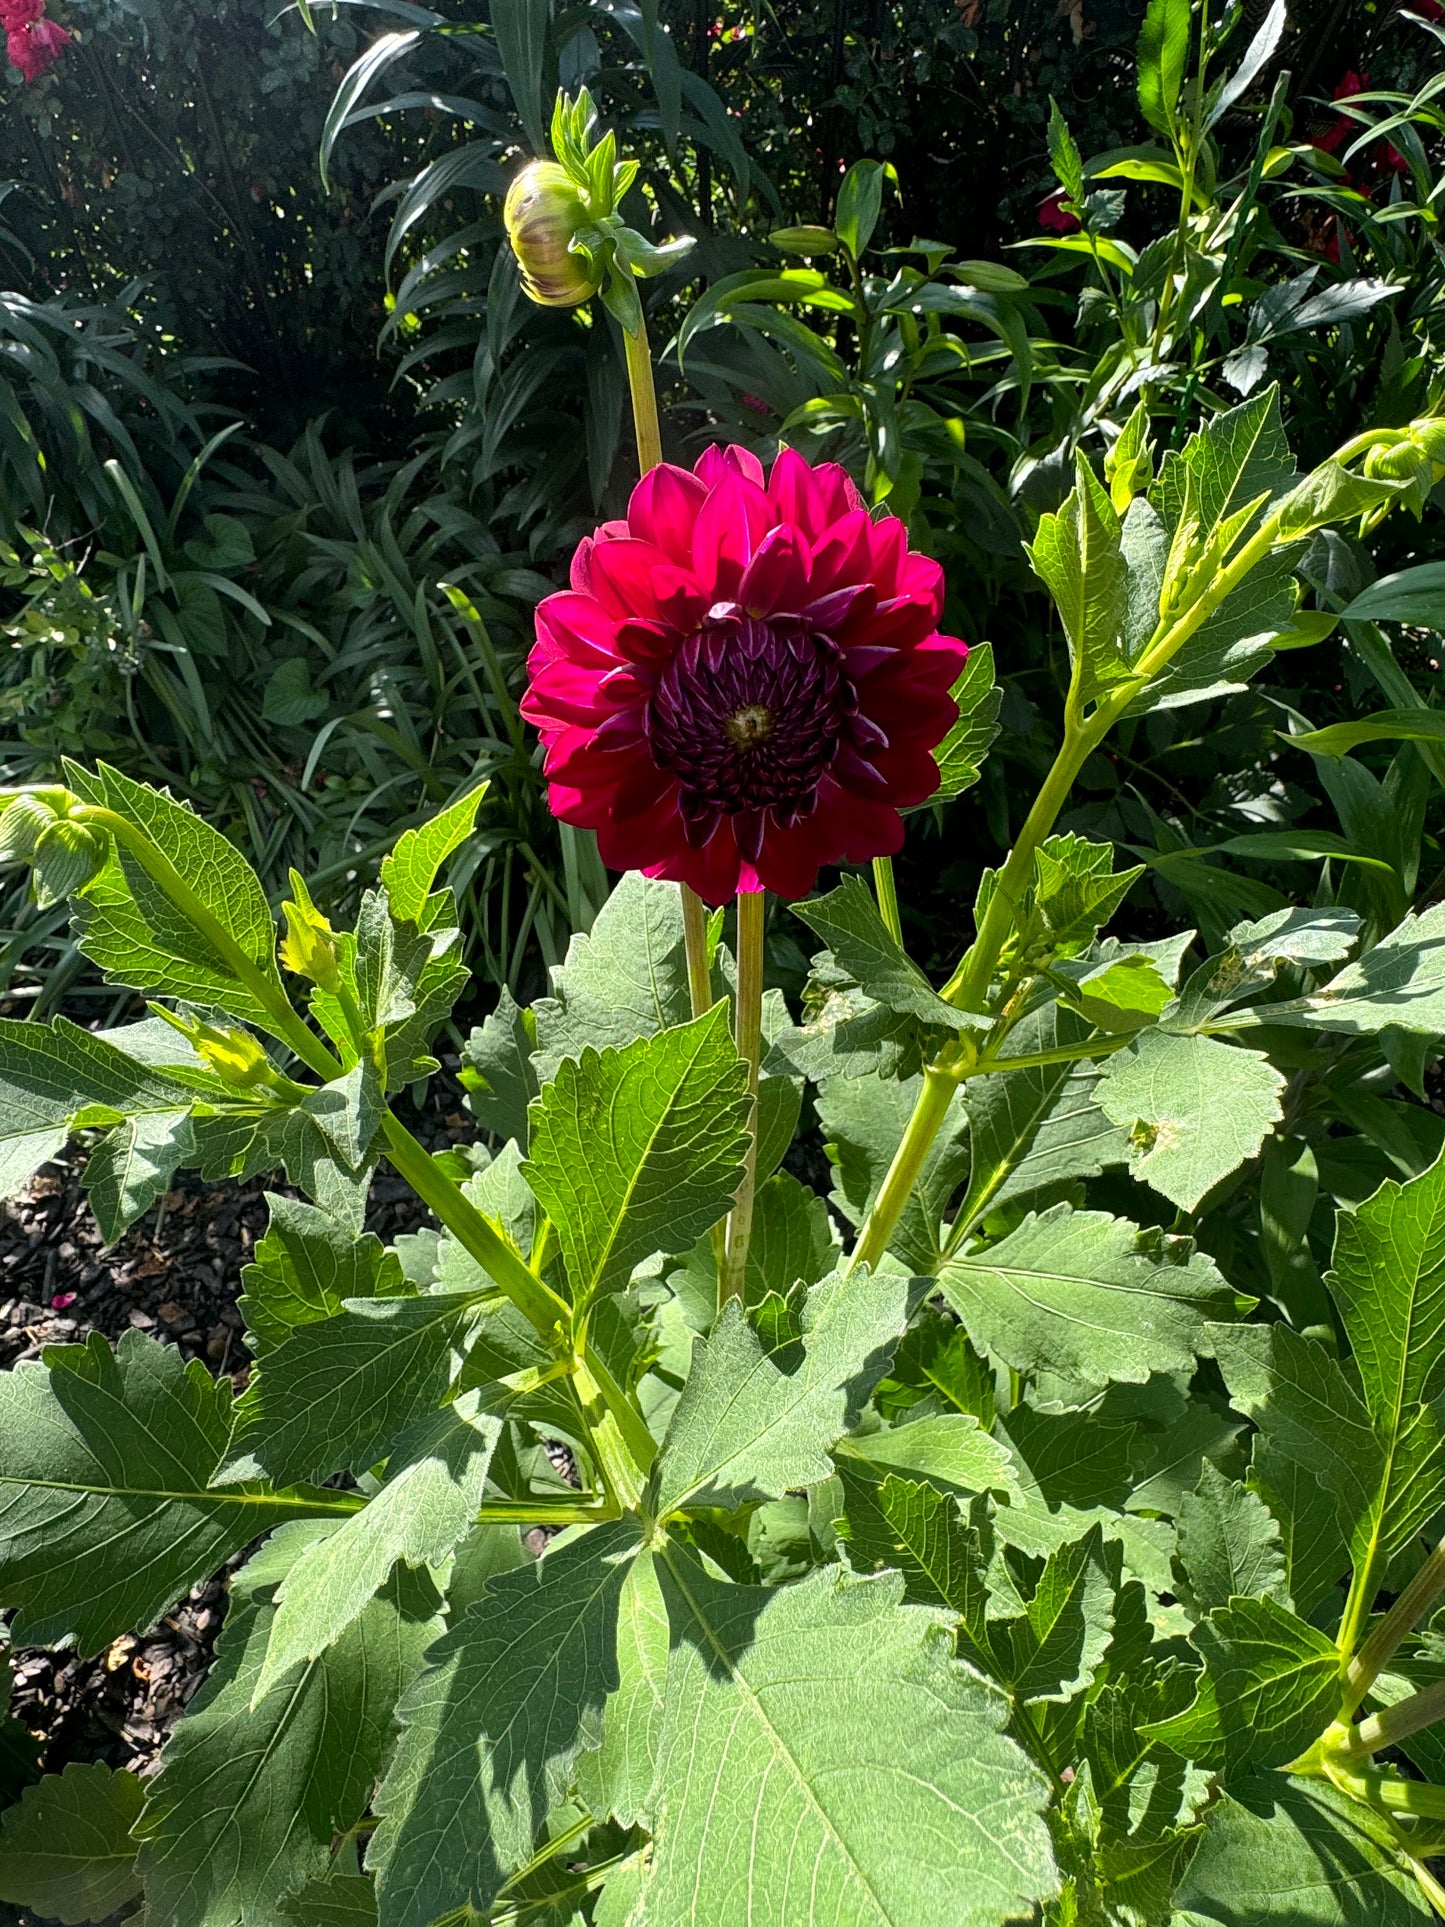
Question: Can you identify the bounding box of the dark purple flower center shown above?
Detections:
[647,617,856,846]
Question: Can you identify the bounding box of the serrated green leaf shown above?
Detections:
[1174,1775,1432,1924]
[238,1195,407,1357]
[136,1566,438,1927]
[532,873,692,1079]
[877,1308,995,1427]
[1032,834,1142,945]
[0,1762,143,1924]
[0,1330,338,1652]
[523,1006,750,1311]
[835,1473,997,1649]
[1097,1029,1284,1210]
[1249,902,1445,1037]
[1027,454,1130,707]
[220,1293,485,1489]
[791,877,977,1033]
[668,1169,838,1329]
[930,642,1001,801]
[0,1016,198,1207]
[462,989,539,1147]
[83,1106,195,1241]
[368,1521,638,1926]
[1175,1460,1290,1618]
[254,1397,502,1700]
[577,1547,668,1827]
[379,782,487,924]
[1047,97,1085,202]
[1136,0,1190,134]
[998,1523,1117,1705]
[836,1413,1017,1497]
[637,1556,1058,1927]
[652,1267,910,1518]
[1066,954,1172,1030]
[1172,907,1362,1026]
[1154,388,1294,544]
[1209,1321,1381,1616]
[1128,542,1302,713]
[941,1205,1238,1395]
[65,762,285,1031]
[1327,1150,1445,1559]
[819,1070,968,1274]
[768,967,953,1083]
[279,1875,378,1925]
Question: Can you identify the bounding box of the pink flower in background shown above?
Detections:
[1038,190,1081,234]
[2,0,69,81]
[522,446,968,903]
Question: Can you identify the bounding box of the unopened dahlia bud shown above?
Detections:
[280,889,342,995]
[504,161,600,308]
[33,819,106,903]
[0,793,61,864]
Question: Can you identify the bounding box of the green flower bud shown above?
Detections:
[192,1023,275,1089]
[0,793,62,865]
[1365,440,1430,483]
[33,819,107,905]
[504,160,600,308]
[280,894,342,995]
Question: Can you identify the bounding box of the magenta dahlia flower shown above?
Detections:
[521,446,968,902]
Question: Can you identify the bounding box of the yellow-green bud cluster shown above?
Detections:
[504,160,601,309]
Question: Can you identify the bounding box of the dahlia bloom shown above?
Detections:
[522,446,968,902]
[4,7,69,80]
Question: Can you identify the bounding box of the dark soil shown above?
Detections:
[0,1062,474,1896]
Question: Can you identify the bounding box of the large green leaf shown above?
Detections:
[577,1547,669,1828]
[532,872,692,1079]
[835,1474,997,1656]
[996,1522,1117,1706]
[1154,388,1293,542]
[136,1558,438,1927]
[1155,1595,1341,1774]
[1235,903,1445,1037]
[523,1006,751,1311]
[0,1330,337,1652]
[254,1398,501,1699]
[1209,1321,1381,1616]
[0,1763,143,1925]
[1175,1460,1290,1618]
[1327,1151,1445,1558]
[238,1195,407,1357]
[378,781,487,924]
[819,1070,968,1274]
[652,1266,910,1518]
[220,1292,485,1488]
[1129,542,1302,714]
[462,988,539,1147]
[941,1205,1238,1395]
[1136,0,1190,134]
[636,1556,1058,1926]
[368,1521,638,1927]
[791,877,978,1034]
[668,1169,838,1328]
[1173,1775,1432,1924]
[835,1413,1017,1497]
[83,1105,195,1242]
[1097,1029,1285,1210]
[1027,452,1130,706]
[65,762,285,1030]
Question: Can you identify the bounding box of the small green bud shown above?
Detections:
[504,160,601,308]
[0,793,62,865]
[280,893,343,995]
[33,819,107,905]
[768,225,840,256]
[1365,440,1430,483]
[193,1024,275,1089]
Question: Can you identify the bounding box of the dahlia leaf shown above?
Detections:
[532,872,692,1079]
[577,1546,669,1827]
[0,1763,143,1926]
[1136,0,1190,136]
[1227,900,1445,1036]
[635,1557,1058,1927]
[1154,386,1295,544]
[791,875,982,1032]
[1208,1320,1380,1615]
[834,1468,997,1633]
[940,1204,1239,1394]
[1031,831,1143,943]
[253,1397,502,1701]
[1173,1776,1432,1925]
[82,1105,195,1241]
[0,1330,340,1653]
[238,1194,408,1357]
[62,760,285,1030]
[218,1291,487,1488]
[1150,1595,1340,1774]
[1026,450,1130,705]
[1175,1460,1290,1619]
[379,780,488,924]
[651,1265,910,1518]
[818,1068,968,1274]
[136,1558,439,1927]
[1126,541,1302,713]
[279,1876,378,1925]
[994,1521,1117,1706]
[1325,1150,1445,1557]
[1096,1028,1286,1210]
[667,1168,838,1328]
[522,1005,751,1311]
[367,1522,638,1927]
[461,987,539,1146]
[931,639,1001,802]
[1170,906,1361,1026]
[834,1414,1017,1497]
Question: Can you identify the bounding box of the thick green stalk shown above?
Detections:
[1343,1534,1445,1714]
[872,855,903,945]
[1341,1680,1445,1762]
[681,884,714,1019]
[850,1061,962,1274]
[720,888,766,1307]
[623,313,664,473]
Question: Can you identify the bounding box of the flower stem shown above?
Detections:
[872,855,903,945]
[622,312,664,474]
[1344,1534,1445,1715]
[720,887,765,1309]
[681,884,714,1018]
[1342,1680,1445,1762]
[849,1059,962,1274]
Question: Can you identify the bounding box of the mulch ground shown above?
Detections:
[0,1062,472,1900]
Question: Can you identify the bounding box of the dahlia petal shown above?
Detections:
[613,619,675,665]
[600,785,688,873]
[546,781,615,831]
[589,706,650,749]
[641,817,745,904]
[628,464,708,563]
[833,791,907,864]
[692,469,777,598]
[524,658,617,725]
[738,524,811,617]
[867,514,909,598]
[695,444,766,489]
[570,536,595,595]
[867,742,945,808]
[585,537,675,622]
[734,808,766,864]
[832,743,889,790]
[652,564,709,632]
[535,591,625,668]
[808,510,877,599]
[838,594,939,652]
[899,551,946,617]
[802,583,875,634]
[751,812,836,899]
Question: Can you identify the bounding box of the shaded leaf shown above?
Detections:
[0,1763,143,1925]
